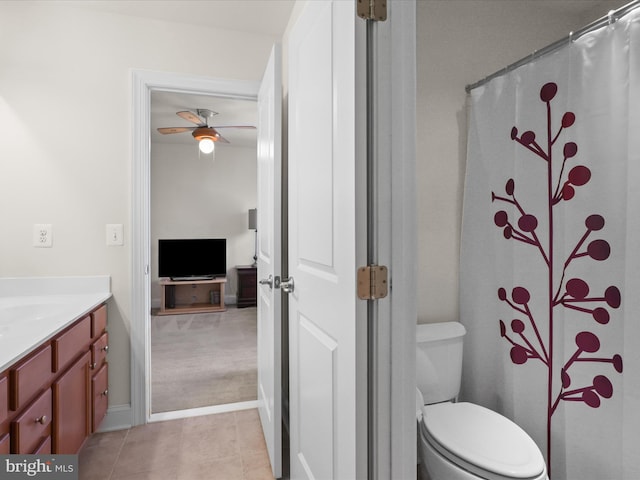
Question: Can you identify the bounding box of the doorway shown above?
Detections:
[131,70,261,425]
[149,90,259,416]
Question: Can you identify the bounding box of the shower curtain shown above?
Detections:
[460,8,640,480]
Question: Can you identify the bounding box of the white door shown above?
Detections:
[257,45,282,478]
[288,1,366,479]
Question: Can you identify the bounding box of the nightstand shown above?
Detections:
[236,265,257,308]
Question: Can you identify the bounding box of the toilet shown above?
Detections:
[416,322,548,480]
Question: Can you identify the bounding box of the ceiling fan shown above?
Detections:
[157,108,256,153]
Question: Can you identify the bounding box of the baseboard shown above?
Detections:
[97,401,263,431]
[97,404,133,432]
[149,400,259,423]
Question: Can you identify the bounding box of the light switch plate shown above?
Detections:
[106,224,124,246]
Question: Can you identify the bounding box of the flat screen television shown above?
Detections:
[158,238,227,280]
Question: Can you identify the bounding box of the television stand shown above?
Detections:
[158,277,226,315]
[171,275,215,281]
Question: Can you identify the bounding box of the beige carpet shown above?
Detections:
[151,307,257,413]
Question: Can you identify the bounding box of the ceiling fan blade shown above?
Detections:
[216,134,231,144]
[176,111,204,125]
[157,127,196,134]
[209,125,256,129]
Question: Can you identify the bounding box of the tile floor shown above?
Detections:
[79,409,275,480]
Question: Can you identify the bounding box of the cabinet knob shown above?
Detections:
[102,345,109,352]
[90,362,97,369]
[35,415,48,425]
[101,389,109,397]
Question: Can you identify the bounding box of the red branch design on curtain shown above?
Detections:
[491,82,623,477]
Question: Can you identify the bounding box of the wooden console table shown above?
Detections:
[158,277,226,315]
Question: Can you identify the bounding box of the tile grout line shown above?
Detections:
[107,427,131,480]
[175,419,185,480]
[234,412,247,480]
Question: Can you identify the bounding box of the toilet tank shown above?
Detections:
[416,322,466,404]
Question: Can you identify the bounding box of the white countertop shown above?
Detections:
[0,276,112,372]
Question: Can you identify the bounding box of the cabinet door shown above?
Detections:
[91,363,108,433]
[53,351,90,454]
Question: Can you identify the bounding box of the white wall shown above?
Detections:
[0,2,278,409]
[416,0,627,324]
[150,143,257,304]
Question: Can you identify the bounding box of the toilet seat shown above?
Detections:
[420,402,546,480]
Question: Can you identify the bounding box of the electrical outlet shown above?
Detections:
[33,224,52,247]
[106,224,124,246]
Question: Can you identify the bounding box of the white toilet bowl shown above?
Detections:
[415,322,548,480]
[416,391,547,480]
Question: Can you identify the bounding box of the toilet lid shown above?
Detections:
[422,402,545,479]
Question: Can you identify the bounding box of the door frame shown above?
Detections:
[366,1,417,477]
[131,69,259,425]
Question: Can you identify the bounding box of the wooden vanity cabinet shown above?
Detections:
[1,303,107,454]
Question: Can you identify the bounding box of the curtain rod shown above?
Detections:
[465,0,640,93]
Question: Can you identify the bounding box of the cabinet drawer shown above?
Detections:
[91,304,107,339]
[242,275,257,287]
[10,345,52,411]
[0,433,9,454]
[53,315,91,373]
[12,388,52,454]
[0,375,7,424]
[91,332,109,369]
[91,363,108,433]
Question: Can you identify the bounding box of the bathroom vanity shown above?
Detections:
[0,276,111,454]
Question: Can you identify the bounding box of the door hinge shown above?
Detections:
[357,0,387,22]
[357,265,389,300]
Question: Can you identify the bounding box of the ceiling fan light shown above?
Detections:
[192,127,219,142]
[199,138,215,154]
